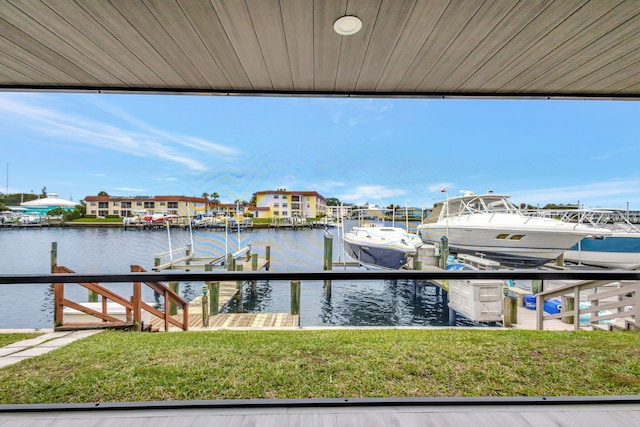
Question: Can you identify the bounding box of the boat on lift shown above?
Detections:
[527,208,640,270]
[416,190,608,268]
[343,207,422,270]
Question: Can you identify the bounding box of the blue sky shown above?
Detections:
[1,92,638,210]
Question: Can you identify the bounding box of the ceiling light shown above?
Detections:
[333,16,362,36]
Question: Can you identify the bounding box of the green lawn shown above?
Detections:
[0,329,638,404]
[69,217,123,223]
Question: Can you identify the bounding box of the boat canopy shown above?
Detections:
[428,192,521,223]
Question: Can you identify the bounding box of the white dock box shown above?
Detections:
[448,279,504,322]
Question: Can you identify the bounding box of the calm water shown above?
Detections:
[0,225,479,329]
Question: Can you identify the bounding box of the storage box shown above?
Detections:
[544,299,562,314]
[448,279,504,322]
[524,294,536,310]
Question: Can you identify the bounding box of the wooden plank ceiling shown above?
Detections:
[0,0,639,99]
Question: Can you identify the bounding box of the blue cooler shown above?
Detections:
[544,299,562,314]
[524,294,536,310]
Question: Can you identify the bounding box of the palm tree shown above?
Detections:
[211,192,220,204]
[201,192,209,199]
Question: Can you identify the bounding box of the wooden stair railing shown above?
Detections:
[536,279,638,331]
[53,265,189,332]
[130,265,189,331]
[53,266,135,329]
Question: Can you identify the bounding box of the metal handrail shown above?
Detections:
[1,269,639,285]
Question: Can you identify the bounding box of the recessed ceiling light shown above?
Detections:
[333,16,362,36]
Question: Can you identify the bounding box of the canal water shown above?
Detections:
[0,225,480,329]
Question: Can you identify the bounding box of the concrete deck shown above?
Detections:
[1,397,640,426]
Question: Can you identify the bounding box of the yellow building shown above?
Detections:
[253,190,326,219]
[84,195,209,218]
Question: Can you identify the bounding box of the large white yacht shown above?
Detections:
[417,191,607,268]
[526,208,640,270]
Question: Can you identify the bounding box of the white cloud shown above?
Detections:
[329,98,394,127]
[0,94,238,172]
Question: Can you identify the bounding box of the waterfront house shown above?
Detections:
[253,189,327,219]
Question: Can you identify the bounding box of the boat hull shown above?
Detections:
[564,235,640,269]
[418,217,592,268]
[343,239,415,270]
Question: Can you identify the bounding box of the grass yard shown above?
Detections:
[0,329,638,403]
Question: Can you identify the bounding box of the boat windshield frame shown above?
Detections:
[433,194,520,220]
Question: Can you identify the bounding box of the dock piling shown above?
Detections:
[291,280,300,315]
[235,264,243,303]
[50,242,57,273]
[323,233,333,297]
[169,282,179,315]
[209,282,220,315]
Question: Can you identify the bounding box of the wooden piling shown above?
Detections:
[323,233,333,297]
[50,242,57,273]
[235,264,243,301]
[201,290,209,328]
[323,234,333,271]
[503,295,517,327]
[291,280,300,315]
[265,246,271,270]
[169,281,179,315]
[209,281,220,315]
[561,295,575,324]
[439,236,449,269]
[250,253,258,296]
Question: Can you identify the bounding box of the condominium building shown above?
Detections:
[84,195,209,218]
[253,189,326,219]
[326,204,353,219]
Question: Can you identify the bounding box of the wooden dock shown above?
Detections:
[149,293,299,330]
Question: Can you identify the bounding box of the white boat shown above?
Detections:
[313,216,341,228]
[416,191,607,268]
[143,213,179,223]
[343,224,423,270]
[528,209,640,270]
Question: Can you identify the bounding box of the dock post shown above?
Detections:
[439,236,449,269]
[201,285,209,328]
[531,279,543,294]
[561,295,575,324]
[503,296,514,327]
[154,257,160,270]
[265,246,271,270]
[291,280,301,315]
[412,256,421,297]
[250,253,258,296]
[50,242,57,273]
[235,264,243,302]
[226,253,233,271]
[169,282,179,315]
[323,233,333,298]
[209,282,220,315]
